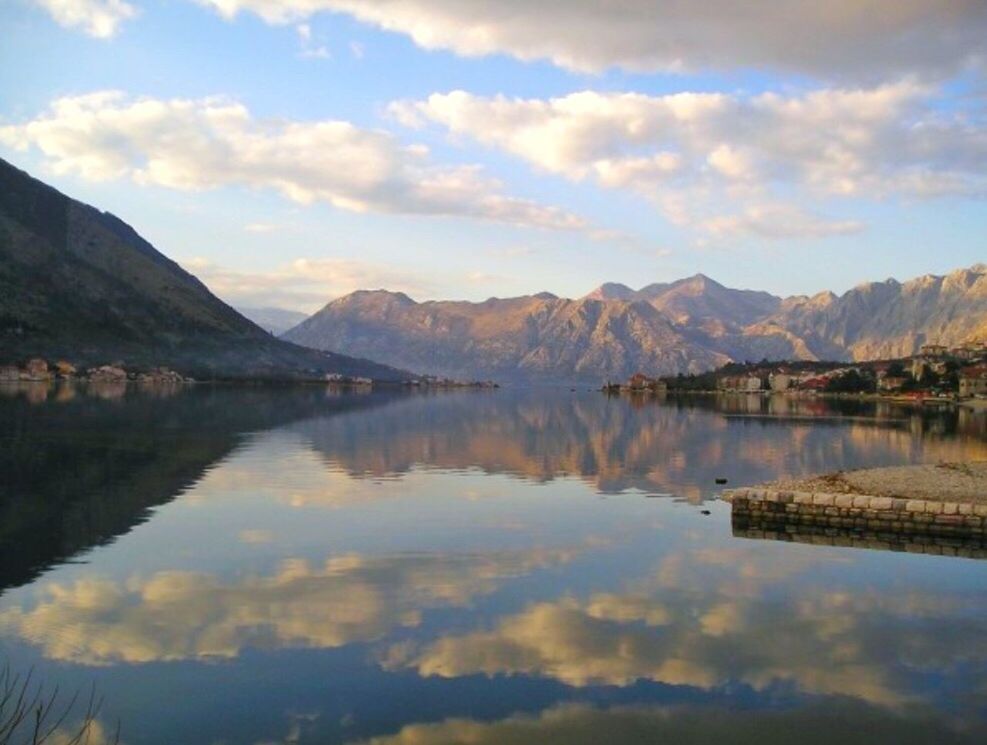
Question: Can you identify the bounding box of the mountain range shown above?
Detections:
[4,155,983,384]
[0,157,406,381]
[283,266,987,383]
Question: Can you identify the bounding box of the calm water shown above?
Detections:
[1,384,986,744]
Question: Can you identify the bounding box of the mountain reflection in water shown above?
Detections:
[0,385,985,744]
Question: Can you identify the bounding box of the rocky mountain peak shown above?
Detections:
[332,289,417,307]
[584,282,637,301]
[678,273,718,289]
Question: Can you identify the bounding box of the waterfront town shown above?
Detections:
[605,340,987,402]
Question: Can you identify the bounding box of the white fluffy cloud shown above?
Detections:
[0,548,579,665]
[0,91,587,232]
[31,0,137,38]
[193,0,987,79]
[390,83,987,239]
[386,547,987,707]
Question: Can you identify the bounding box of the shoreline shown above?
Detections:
[664,388,980,405]
[722,463,987,546]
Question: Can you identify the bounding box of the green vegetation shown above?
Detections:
[824,369,876,394]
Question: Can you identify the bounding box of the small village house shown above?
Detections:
[25,358,50,380]
[951,341,987,361]
[718,374,762,392]
[627,372,652,389]
[959,365,987,398]
[799,377,829,392]
[624,372,667,394]
[769,372,793,392]
[919,343,948,357]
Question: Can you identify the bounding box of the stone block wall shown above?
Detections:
[723,488,987,539]
[732,515,987,559]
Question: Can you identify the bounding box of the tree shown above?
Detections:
[0,664,119,745]
[825,369,875,394]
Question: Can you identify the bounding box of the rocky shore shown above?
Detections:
[1,357,499,390]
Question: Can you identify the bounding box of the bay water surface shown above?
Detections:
[1,385,986,744]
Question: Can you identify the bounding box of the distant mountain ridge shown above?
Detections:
[283,266,987,382]
[237,306,309,336]
[0,157,408,381]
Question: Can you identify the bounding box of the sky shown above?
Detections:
[1,1,986,312]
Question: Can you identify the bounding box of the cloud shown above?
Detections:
[0,548,579,665]
[352,701,985,745]
[31,0,136,38]
[390,83,987,239]
[191,1,987,79]
[295,22,329,58]
[183,256,436,312]
[386,547,987,708]
[703,204,865,240]
[0,91,588,232]
[28,721,119,745]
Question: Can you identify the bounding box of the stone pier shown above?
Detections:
[722,462,987,552]
[723,486,987,541]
